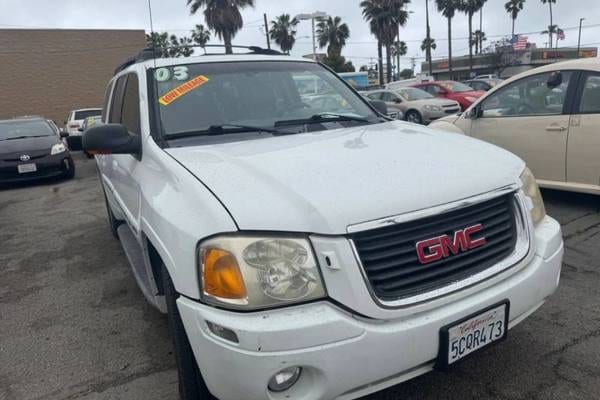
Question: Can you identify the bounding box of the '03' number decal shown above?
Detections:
[155,66,190,82]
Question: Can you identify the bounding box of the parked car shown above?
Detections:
[366,87,461,124]
[0,116,74,184]
[84,48,563,400]
[429,58,600,195]
[463,78,504,92]
[64,108,102,149]
[412,81,486,111]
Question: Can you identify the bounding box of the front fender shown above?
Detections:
[428,120,467,135]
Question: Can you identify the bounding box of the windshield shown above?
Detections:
[153,61,379,139]
[439,81,475,93]
[396,87,433,101]
[74,110,101,120]
[0,120,54,141]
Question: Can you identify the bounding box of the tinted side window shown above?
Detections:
[579,74,600,114]
[381,92,398,102]
[121,75,141,135]
[109,76,127,123]
[367,92,382,100]
[481,71,572,118]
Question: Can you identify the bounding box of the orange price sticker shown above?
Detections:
[159,75,210,106]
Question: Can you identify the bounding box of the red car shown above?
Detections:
[412,81,486,111]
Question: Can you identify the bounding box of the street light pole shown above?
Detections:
[577,18,585,58]
[295,11,328,61]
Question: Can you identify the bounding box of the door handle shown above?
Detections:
[545,126,567,132]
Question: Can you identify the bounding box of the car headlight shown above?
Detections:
[520,167,546,226]
[50,143,67,155]
[423,105,442,112]
[199,235,326,309]
[465,96,478,103]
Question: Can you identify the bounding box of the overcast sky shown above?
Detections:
[2,0,600,72]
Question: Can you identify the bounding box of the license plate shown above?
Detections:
[18,163,37,174]
[437,301,510,369]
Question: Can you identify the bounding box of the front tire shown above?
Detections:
[405,110,423,125]
[162,264,215,400]
[63,158,76,180]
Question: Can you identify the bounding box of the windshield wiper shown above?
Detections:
[2,135,49,141]
[166,124,281,140]
[274,113,370,127]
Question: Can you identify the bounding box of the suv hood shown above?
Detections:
[167,121,523,234]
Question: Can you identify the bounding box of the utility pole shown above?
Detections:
[425,0,432,76]
[577,18,585,58]
[263,13,271,49]
[295,11,328,61]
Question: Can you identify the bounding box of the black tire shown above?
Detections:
[162,264,216,400]
[63,158,76,180]
[405,110,423,125]
[103,191,121,239]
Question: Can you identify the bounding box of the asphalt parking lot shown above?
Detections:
[1,153,599,400]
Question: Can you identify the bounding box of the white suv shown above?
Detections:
[64,108,102,146]
[83,48,564,400]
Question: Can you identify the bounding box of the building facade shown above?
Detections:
[0,29,146,125]
[422,47,598,81]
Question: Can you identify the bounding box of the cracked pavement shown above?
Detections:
[1,153,599,400]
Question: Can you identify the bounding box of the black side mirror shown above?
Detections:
[547,71,563,88]
[59,129,69,138]
[82,124,141,157]
[466,106,483,119]
[370,100,388,116]
[394,98,402,104]
[78,127,84,132]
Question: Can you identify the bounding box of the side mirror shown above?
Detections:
[78,127,84,132]
[369,100,388,116]
[59,129,69,138]
[82,124,141,157]
[393,98,402,104]
[467,106,483,119]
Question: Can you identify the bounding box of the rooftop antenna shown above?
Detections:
[147,0,168,147]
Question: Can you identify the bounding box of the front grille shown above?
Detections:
[351,194,518,301]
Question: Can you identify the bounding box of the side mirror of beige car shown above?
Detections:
[466,106,483,120]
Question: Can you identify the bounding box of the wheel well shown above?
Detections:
[405,109,421,120]
[146,240,165,296]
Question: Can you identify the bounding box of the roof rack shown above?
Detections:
[114,45,284,75]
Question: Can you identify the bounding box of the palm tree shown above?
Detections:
[460,0,485,74]
[392,40,407,79]
[421,37,437,61]
[473,30,487,54]
[505,0,525,37]
[436,0,461,79]
[316,16,350,58]
[540,0,556,48]
[191,24,211,47]
[269,14,299,54]
[361,0,411,84]
[542,24,559,48]
[187,0,255,54]
[146,32,170,57]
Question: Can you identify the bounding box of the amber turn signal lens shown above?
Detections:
[203,248,247,300]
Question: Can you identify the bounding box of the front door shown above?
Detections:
[567,71,600,189]
[469,71,575,182]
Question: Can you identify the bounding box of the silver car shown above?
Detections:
[367,87,461,124]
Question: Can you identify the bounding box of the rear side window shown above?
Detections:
[74,110,101,120]
[120,75,141,135]
[579,74,600,114]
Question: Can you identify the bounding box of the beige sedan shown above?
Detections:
[430,58,600,195]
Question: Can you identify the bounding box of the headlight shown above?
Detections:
[465,96,478,103]
[423,105,442,112]
[520,167,546,226]
[50,143,67,155]
[199,235,326,309]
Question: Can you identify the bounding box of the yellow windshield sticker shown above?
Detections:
[159,75,209,106]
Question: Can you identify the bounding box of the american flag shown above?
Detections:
[557,29,566,41]
[511,35,529,51]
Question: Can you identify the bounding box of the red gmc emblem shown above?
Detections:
[416,224,487,265]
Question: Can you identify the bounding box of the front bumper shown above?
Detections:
[178,216,563,400]
[0,153,73,184]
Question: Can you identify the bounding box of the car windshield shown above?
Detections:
[74,110,101,120]
[0,120,54,141]
[153,61,380,140]
[439,81,474,93]
[396,87,433,101]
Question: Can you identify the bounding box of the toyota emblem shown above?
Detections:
[20,155,31,162]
